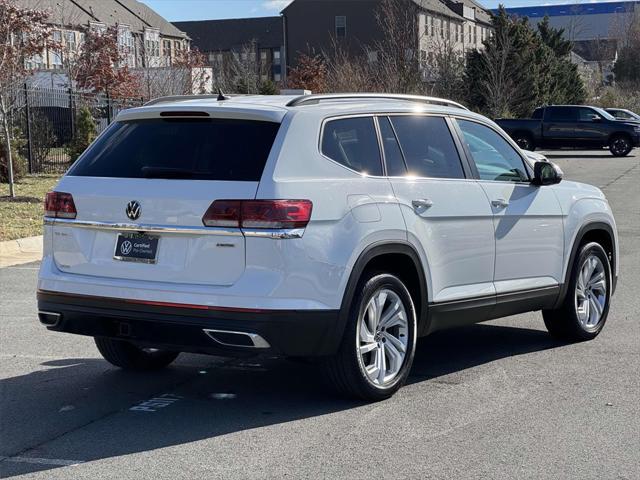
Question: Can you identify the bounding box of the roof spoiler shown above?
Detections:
[285,93,469,110]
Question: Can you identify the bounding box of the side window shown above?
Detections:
[531,108,543,120]
[321,117,383,176]
[578,108,600,122]
[546,107,577,122]
[389,116,465,179]
[457,119,529,183]
[378,117,407,176]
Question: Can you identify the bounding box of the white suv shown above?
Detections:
[38,94,619,400]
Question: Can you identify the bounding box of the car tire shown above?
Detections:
[542,242,612,342]
[513,133,535,151]
[95,337,179,370]
[324,273,417,401]
[609,135,632,157]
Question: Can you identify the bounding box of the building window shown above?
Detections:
[273,49,281,65]
[274,73,281,82]
[368,50,378,63]
[335,16,346,38]
[51,31,62,68]
[64,31,76,51]
[144,28,160,65]
[442,19,447,39]
[428,16,433,36]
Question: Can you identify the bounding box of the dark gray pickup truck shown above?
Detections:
[496,105,640,157]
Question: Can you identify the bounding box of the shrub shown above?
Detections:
[66,106,97,163]
[0,129,28,183]
[258,79,279,95]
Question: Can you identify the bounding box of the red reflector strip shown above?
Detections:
[37,290,280,314]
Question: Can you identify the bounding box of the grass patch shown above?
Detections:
[0,175,60,241]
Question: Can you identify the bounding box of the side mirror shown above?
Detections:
[533,161,563,186]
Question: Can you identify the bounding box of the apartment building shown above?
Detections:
[17,0,189,73]
[282,0,492,79]
[173,17,285,83]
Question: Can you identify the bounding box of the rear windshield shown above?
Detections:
[68,118,281,181]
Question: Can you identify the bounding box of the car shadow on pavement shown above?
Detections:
[542,153,614,159]
[0,323,561,478]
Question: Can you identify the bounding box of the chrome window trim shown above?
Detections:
[318,112,480,182]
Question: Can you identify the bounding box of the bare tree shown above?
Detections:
[0,0,52,197]
[370,0,423,93]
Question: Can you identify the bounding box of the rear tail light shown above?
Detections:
[202,200,241,227]
[202,200,312,229]
[44,192,77,219]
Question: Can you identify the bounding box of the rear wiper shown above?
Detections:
[141,166,203,179]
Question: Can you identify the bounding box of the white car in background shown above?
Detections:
[38,93,619,400]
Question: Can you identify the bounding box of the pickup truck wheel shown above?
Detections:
[95,337,180,370]
[542,242,611,342]
[609,135,632,157]
[513,133,535,151]
[324,273,417,401]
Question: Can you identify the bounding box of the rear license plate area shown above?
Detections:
[114,233,159,264]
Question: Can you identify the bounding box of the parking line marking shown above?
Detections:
[129,393,183,412]
[2,456,84,467]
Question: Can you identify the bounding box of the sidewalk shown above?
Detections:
[0,236,43,268]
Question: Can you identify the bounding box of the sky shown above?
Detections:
[139,0,629,22]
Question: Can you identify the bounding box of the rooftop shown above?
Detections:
[172,17,283,52]
[497,1,638,19]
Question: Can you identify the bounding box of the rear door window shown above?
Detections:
[68,118,281,181]
[546,107,577,122]
[321,117,383,176]
[389,116,465,179]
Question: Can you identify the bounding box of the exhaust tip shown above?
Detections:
[203,329,270,349]
[38,311,62,327]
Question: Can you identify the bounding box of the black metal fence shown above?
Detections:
[10,86,144,174]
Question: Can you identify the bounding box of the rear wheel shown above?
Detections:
[513,132,535,151]
[609,135,632,157]
[543,242,611,342]
[95,337,179,370]
[324,273,417,401]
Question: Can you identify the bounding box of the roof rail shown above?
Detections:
[144,94,222,106]
[285,93,469,110]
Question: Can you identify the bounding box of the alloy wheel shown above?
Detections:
[575,255,607,329]
[611,138,630,156]
[357,288,409,387]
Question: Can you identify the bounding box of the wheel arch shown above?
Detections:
[555,221,617,308]
[333,242,429,348]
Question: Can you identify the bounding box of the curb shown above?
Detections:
[0,235,43,268]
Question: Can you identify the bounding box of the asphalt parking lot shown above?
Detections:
[1,149,639,479]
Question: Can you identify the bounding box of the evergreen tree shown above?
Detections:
[465,9,585,117]
[67,106,97,163]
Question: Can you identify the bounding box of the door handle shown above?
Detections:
[412,199,434,210]
[491,199,509,209]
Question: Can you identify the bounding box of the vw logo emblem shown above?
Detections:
[126,201,141,221]
[120,240,133,255]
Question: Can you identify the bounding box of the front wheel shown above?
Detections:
[543,242,612,342]
[95,337,180,370]
[324,273,417,401]
[609,135,632,157]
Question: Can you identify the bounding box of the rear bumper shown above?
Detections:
[37,291,342,357]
